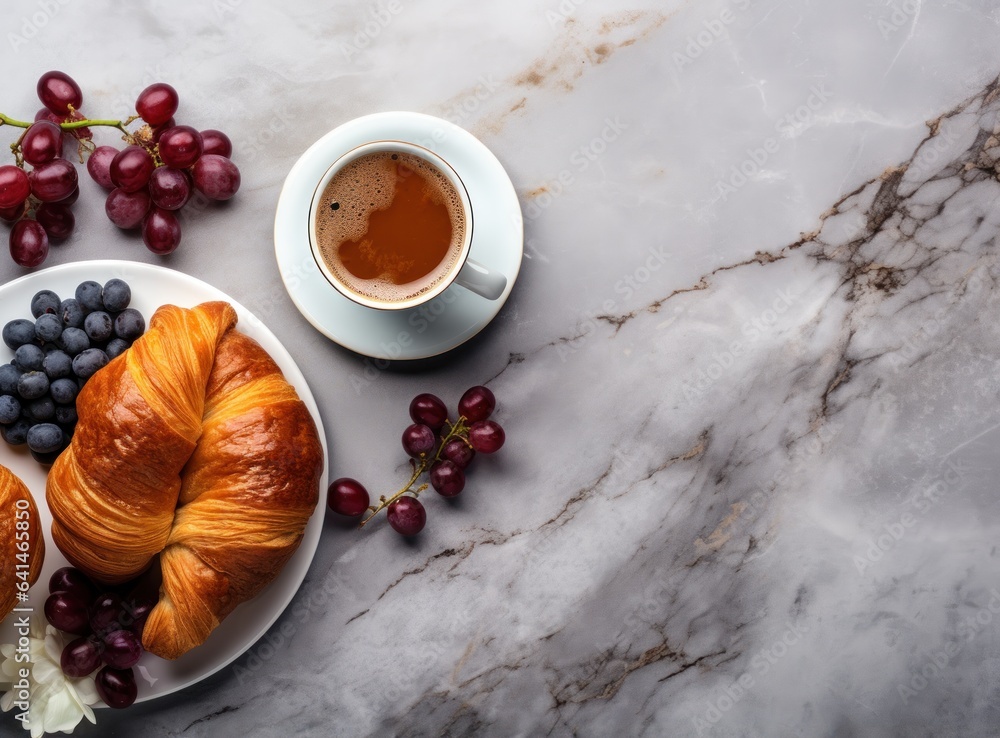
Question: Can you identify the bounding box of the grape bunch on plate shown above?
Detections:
[46,565,157,709]
[328,386,506,536]
[0,71,240,267]
[0,279,146,463]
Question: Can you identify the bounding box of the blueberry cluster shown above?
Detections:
[0,279,145,463]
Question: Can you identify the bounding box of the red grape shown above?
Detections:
[468,420,505,454]
[29,158,77,202]
[10,220,49,267]
[21,121,62,166]
[110,145,154,193]
[0,202,26,223]
[56,186,80,205]
[402,423,436,457]
[36,202,75,240]
[327,478,370,517]
[150,118,175,143]
[430,460,465,497]
[200,129,232,157]
[0,165,30,209]
[141,207,181,254]
[387,496,426,535]
[95,666,137,709]
[49,567,94,598]
[105,188,151,229]
[191,154,240,200]
[61,636,103,678]
[441,438,475,469]
[102,630,143,669]
[90,592,124,638]
[135,82,178,126]
[87,146,119,190]
[44,591,90,634]
[458,386,496,422]
[157,125,202,168]
[409,393,448,431]
[37,71,83,115]
[148,167,191,210]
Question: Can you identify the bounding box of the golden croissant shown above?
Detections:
[46,301,323,660]
[0,465,45,622]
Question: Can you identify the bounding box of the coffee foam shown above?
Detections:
[314,151,466,304]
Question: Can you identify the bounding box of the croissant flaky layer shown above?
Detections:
[0,465,44,622]
[46,302,323,659]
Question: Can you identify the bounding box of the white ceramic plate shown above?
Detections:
[0,260,328,705]
[274,111,523,360]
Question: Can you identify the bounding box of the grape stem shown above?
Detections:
[358,417,470,529]
[0,112,133,133]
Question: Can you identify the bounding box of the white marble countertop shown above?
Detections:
[3,0,1000,736]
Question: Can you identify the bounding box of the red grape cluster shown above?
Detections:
[0,72,88,266]
[89,81,240,254]
[44,566,158,709]
[328,386,506,536]
[0,71,240,267]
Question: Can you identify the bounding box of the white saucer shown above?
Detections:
[274,112,523,360]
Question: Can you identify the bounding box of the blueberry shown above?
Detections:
[0,395,20,424]
[72,348,109,379]
[114,309,145,341]
[55,404,77,426]
[30,290,61,318]
[60,298,84,328]
[35,313,63,343]
[3,319,38,350]
[58,327,90,356]
[102,279,131,312]
[75,281,103,312]
[26,396,55,422]
[105,338,130,360]
[1,419,30,445]
[17,371,49,400]
[50,377,78,404]
[43,350,73,379]
[14,344,44,372]
[26,423,63,454]
[0,364,20,394]
[84,311,114,343]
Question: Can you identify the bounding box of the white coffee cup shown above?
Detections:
[308,140,506,311]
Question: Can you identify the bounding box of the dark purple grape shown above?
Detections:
[35,313,63,343]
[430,460,465,497]
[105,188,151,229]
[86,146,119,190]
[113,309,145,340]
[3,319,37,349]
[121,599,154,638]
[21,121,62,166]
[102,279,130,312]
[1,419,30,445]
[458,386,496,423]
[200,129,232,157]
[191,154,240,200]
[135,82,178,126]
[105,338,129,360]
[50,377,78,404]
[44,591,90,634]
[0,165,31,209]
[401,423,436,458]
[0,363,20,391]
[60,298,84,328]
[43,350,73,380]
[102,629,143,669]
[95,666,137,709]
[72,348,109,379]
[468,420,505,454]
[58,327,89,355]
[75,281,103,312]
[110,146,154,193]
[61,636,103,677]
[157,125,202,169]
[14,343,44,371]
[37,71,83,115]
[90,592,124,638]
[29,158,77,202]
[141,207,181,254]
[27,422,63,453]
[441,438,475,469]
[0,395,20,424]
[30,289,60,317]
[327,478,370,517]
[409,393,448,431]
[148,167,191,210]
[387,496,426,535]
[84,311,113,343]
[49,566,92,595]
[17,371,48,399]
[36,202,75,240]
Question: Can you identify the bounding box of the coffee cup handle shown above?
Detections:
[455,259,507,300]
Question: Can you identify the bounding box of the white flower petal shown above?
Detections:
[33,658,62,686]
[1,688,13,712]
